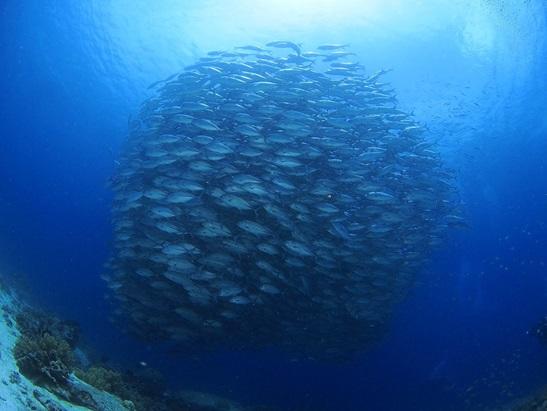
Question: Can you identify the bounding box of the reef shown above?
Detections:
[13,332,75,387]
[0,275,281,411]
[16,307,80,348]
[0,279,137,411]
[74,366,170,411]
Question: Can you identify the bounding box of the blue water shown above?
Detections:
[1,1,546,410]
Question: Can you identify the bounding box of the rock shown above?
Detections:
[64,373,135,411]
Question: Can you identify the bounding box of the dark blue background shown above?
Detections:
[1,1,546,410]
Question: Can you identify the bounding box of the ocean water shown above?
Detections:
[0,1,546,410]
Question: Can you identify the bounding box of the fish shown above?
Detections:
[257,243,279,255]
[144,189,167,200]
[206,142,233,154]
[151,206,177,218]
[235,124,262,137]
[193,118,221,131]
[188,161,213,172]
[230,295,251,305]
[317,44,349,50]
[197,222,231,238]
[173,148,199,158]
[193,135,214,145]
[165,192,195,204]
[135,268,154,278]
[259,284,280,294]
[107,41,459,360]
[235,45,269,53]
[162,244,189,256]
[237,220,271,237]
[266,40,301,55]
[284,240,314,257]
[180,102,209,111]
[272,157,303,168]
[156,222,181,234]
[315,203,339,214]
[366,191,396,204]
[217,194,252,211]
[322,51,356,62]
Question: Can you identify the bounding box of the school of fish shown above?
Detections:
[103,42,462,359]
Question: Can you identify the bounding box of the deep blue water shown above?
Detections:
[1,1,547,410]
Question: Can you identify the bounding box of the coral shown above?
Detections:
[12,303,168,410]
[75,366,170,411]
[13,307,78,388]
[13,332,75,386]
[16,308,80,347]
[75,366,125,394]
